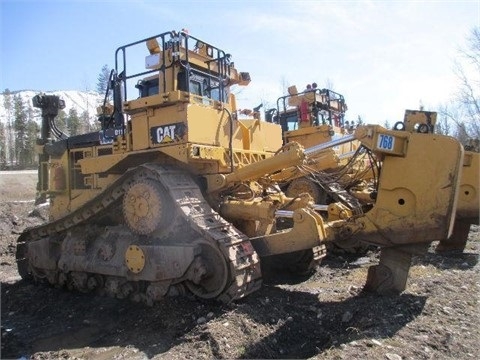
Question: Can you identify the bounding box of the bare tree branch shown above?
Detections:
[448,27,480,143]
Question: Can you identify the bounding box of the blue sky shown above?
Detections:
[1,0,478,123]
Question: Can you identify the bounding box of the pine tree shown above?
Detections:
[0,122,6,168]
[96,64,111,97]
[55,109,68,137]
[25,105,40,166]
[26,120,39,166]
[80,109,91,133]
[3,89,14,166]
[67,108,81,136]
[13,94,28,167]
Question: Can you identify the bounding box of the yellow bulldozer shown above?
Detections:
[17,30,465,305]
[265,87,478,254]
[265,84,377,226]
[436,140,479,252]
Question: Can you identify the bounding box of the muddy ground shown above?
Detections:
[1,171,479,360]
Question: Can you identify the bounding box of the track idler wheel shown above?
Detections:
[286,177,327,204]
[123,179,173,235]
[185,240,230,299]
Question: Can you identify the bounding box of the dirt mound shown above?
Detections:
[0,202,47,258]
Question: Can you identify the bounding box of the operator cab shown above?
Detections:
[267,84,347,131]
[135,77,159,98]
[136,62,226,102]
[98,30,250,141]
[122,30,246,104]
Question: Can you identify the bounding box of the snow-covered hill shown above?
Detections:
[0,90,105,125]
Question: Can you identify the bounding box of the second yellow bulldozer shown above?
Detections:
[267,85,478,254]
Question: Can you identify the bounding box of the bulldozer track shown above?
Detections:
[16,164,262,303]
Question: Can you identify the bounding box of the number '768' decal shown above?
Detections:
[377,134,395,151]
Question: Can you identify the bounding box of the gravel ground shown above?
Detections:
[1,172,479,360]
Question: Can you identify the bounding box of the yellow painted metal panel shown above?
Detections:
[363,133,463,245]
[186,105,282,152]
[457,151,479,221]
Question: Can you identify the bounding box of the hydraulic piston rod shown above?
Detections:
[304,134,356,157]
[208,134,359,193]
[338,150,356,160]
[276,204,328,218]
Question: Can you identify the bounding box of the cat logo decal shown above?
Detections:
[151,122,186,144]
